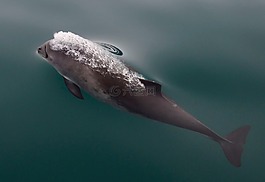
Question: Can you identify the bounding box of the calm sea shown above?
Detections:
[1,0,265,181]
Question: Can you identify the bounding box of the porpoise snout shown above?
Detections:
[37,44,48,58]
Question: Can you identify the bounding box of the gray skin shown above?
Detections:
[37,40,250,167]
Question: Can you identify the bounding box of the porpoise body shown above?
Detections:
[37,31,250,167]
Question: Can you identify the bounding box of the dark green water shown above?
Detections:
[1,0,265,181]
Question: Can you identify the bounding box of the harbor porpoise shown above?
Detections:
[37,31,250,167]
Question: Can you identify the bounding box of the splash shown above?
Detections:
[49,31,145,90]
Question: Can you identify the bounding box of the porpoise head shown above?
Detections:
[37,41,64,64]
[36,39,78,78]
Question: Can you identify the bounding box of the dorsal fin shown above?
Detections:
[96,42,123,56]
[139,79,162,96]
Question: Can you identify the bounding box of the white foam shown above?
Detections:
[49,31,145,90]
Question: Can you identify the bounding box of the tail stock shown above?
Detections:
[220,125,251,167]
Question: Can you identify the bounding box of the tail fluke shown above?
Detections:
[220,125,251,167]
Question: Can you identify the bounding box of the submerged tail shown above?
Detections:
[220,125,251,167]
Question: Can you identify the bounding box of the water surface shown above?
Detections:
[1,0,265,181]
